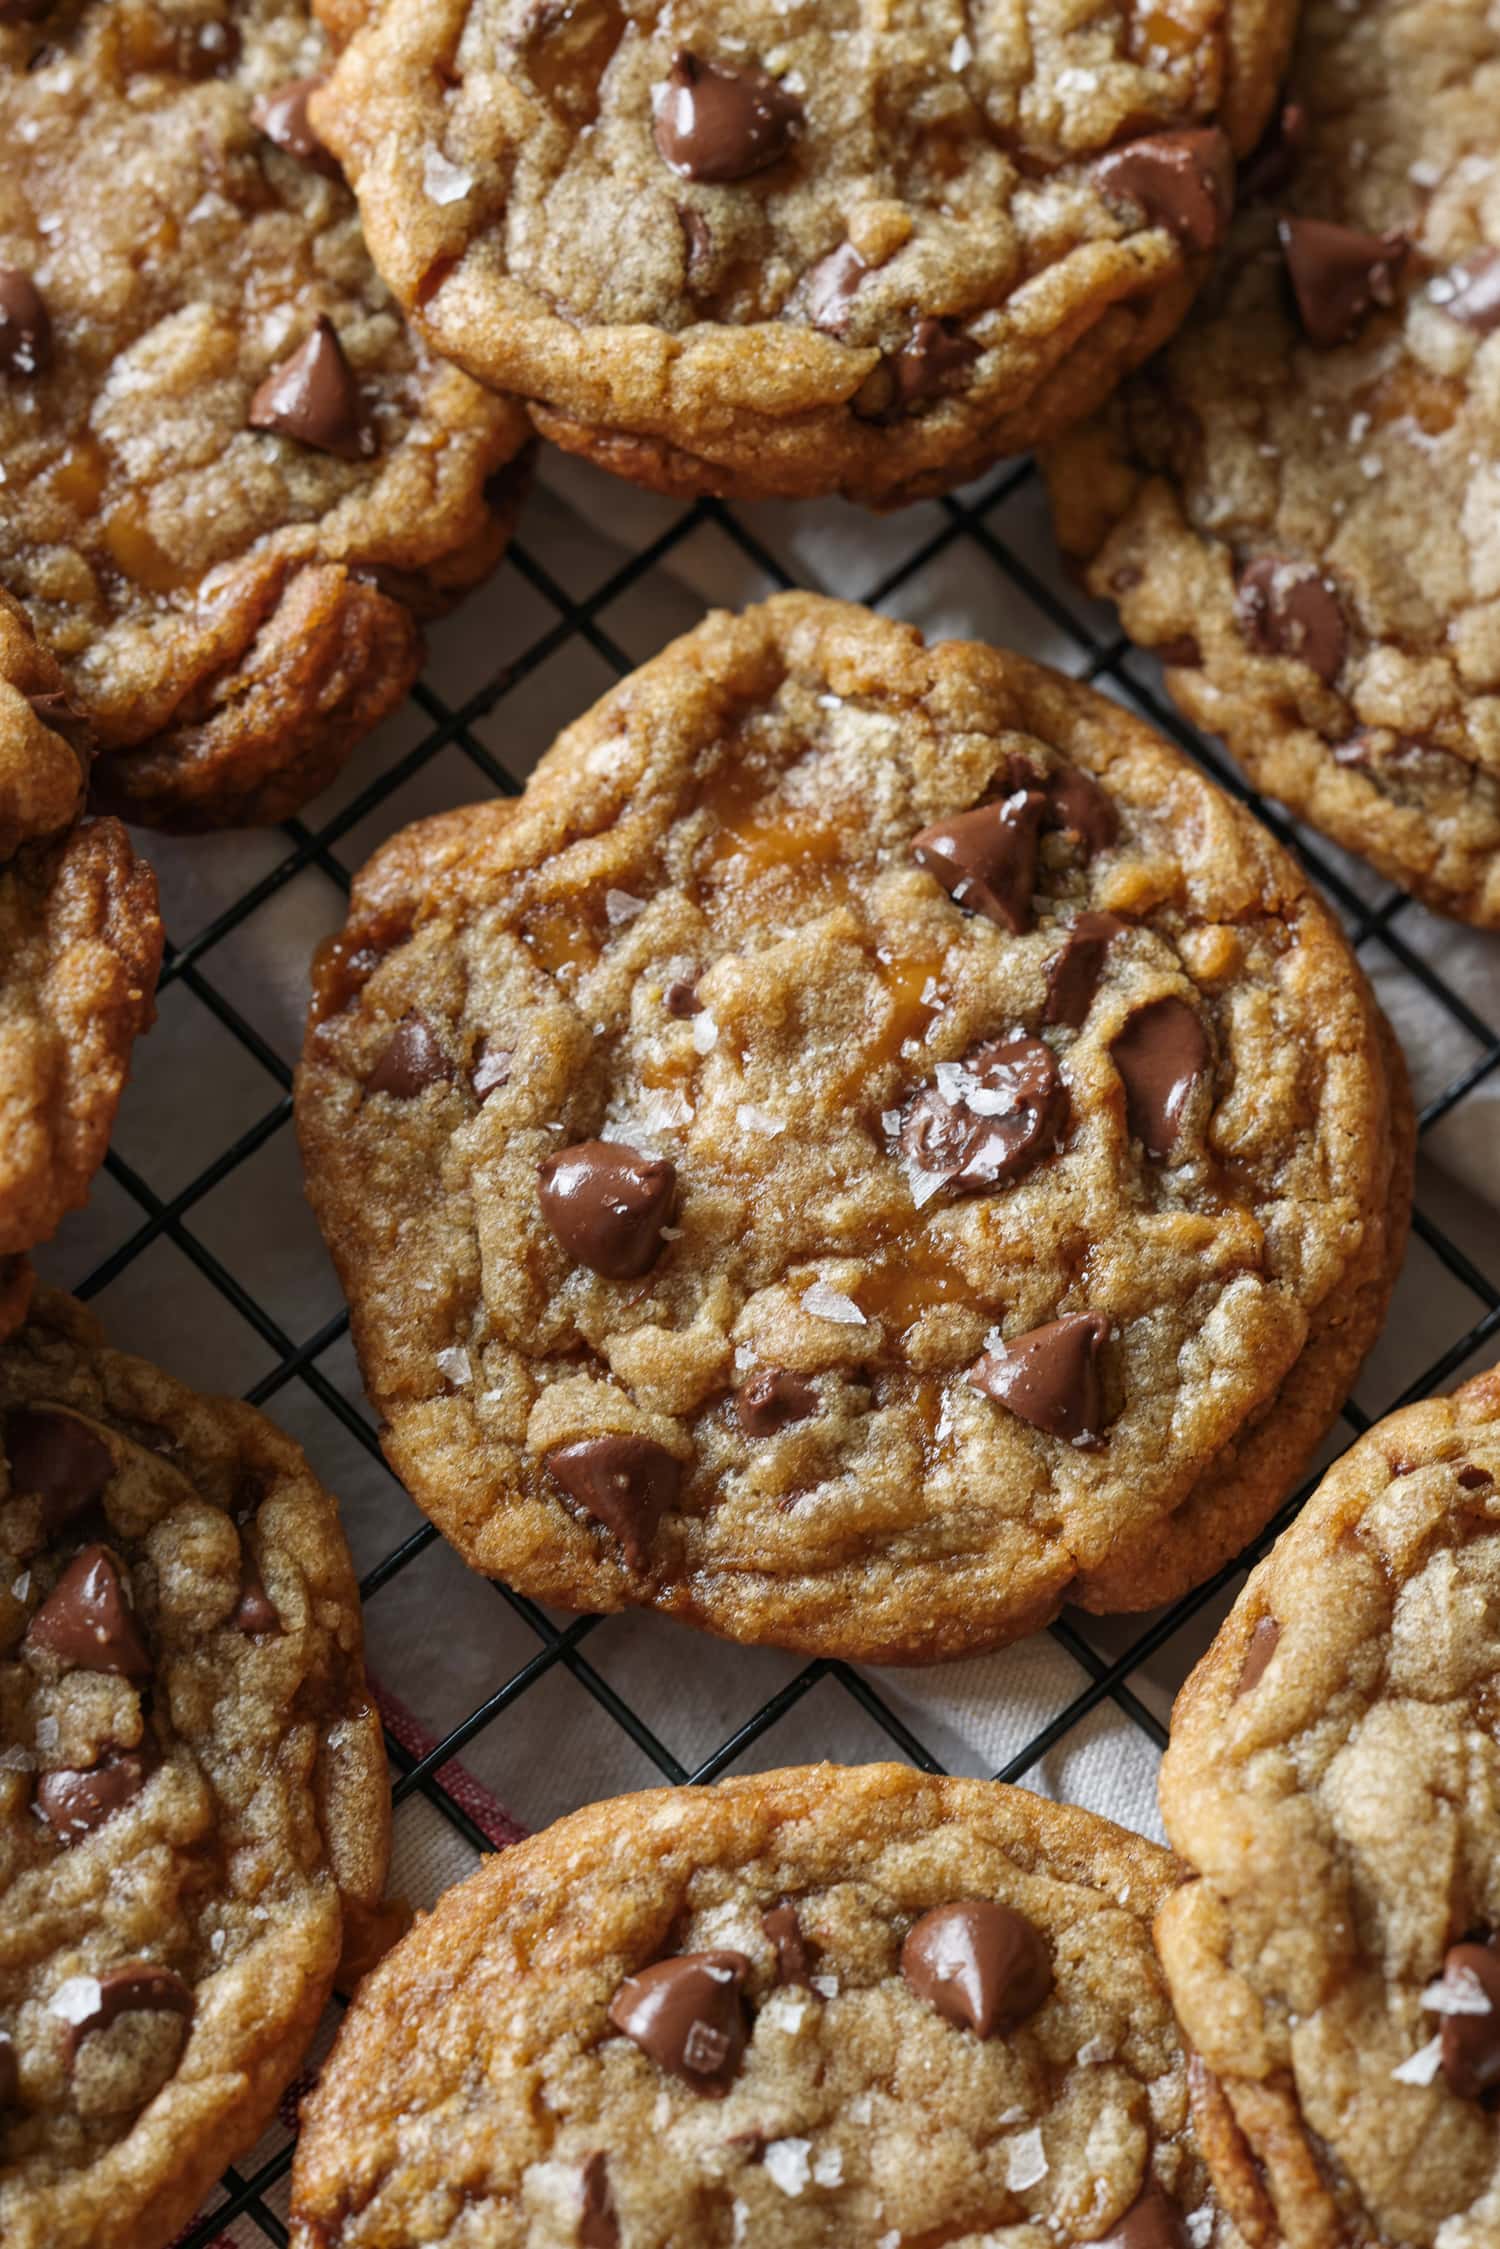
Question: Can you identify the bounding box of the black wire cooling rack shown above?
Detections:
[37,454,1500,2246]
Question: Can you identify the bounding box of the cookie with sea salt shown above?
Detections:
[1043,0,1500,924]
[288,1762,1261,2247]
[307,0,1295,505]
[296,593,1411,1662]
[0,1289,391,2249]
[0,0,529,830]
[1156,1365,1500,2248]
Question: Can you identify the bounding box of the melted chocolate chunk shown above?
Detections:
[804,240,868,333]
[1236,555,1346,683]
[232,1551,280,1635]
[1441,250,1500,336]
[663,978,702,1018]
[35,1749,150,1843]
[25,1546,151,1678]
[1458,1464,1495,1492]
[249,316,372,460]
[578,2150,620,2247]
[251,75,339,173]
[762,1902,812,1986]
[607,1951,751,2091]
[1239,100,1307,201]
[1110,996,1210,1160]
[885,317,978,413]
[1096,127,1234,251]
[736,1369,817,1438]
[538,1140,677,1279]
[1437,1939,1500,2100]
[900,1901,1052,2037]
[60,1963,193,2064]
[1045,765,1119,856]
[911,792,1046,933]
[0,0,55,19]
[0,2030,16,2110]
[6,1407,113,1533]
[970,1313,1110,1446]
[0,266,52,378]
[898,1037,1067,1198]
[366,1013,454,1097]
[1043,910,1127,1031]
[1098,2182,1190,2249]
[1279,217,1407,347]
[544,1436,680,1569]
[1234,1614,1281,1697]
[652,51,800,183]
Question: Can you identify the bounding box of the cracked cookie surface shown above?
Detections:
[0,594,160,1288]
[1042,0,1500,924]
[309,0,1294,505]
[0,1289,392,2249]
[0,0,529,830]
[296,594,1411,1662]
[288,1762,1254,2248]
[1156,1366,1500,2249]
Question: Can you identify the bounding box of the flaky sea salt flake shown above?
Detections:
[423,148,474,204]
[764,2138,813,2195]
[1392,2034,1445,2084]
[1005,2127,1048,2191]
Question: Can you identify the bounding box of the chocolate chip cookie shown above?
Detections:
[0,0,530,832]
[0,1287,392,2249]
[296,593,1412,1663]
[307,0,1296,506]
[288,1761,1258,2247]
[1042,0,1500,924]
[0,593,160,1299]
[1156,1365,1500,2248]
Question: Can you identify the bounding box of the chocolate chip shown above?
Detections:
[900,1901,1052,2037]
[1239,101,1307,201]
[885,316,978,414]
[762,1902,812,1986]
[366,1013,454,1097]
[248,316,372,460]
[1154,635,1202,668]
[1110,996,1210,1160]
[1439,1940,1500,2100]
[736,1370,817,1438]
[0,267,52,378]
[911,791,1046,933]
[970,1313,1110,1446]
[1046,766,1119,857]
[652,51,800,183]
[1043,910,1127,1031]
[0,0,55,20]
[25,1546,150,1678]
[1236,556,1346,683]
[0,2031,15,2110]
[1441,250,1500,336]
[1234,1614,1280,1697]
[663,979,702,1018]
[472,1040,513,1099]
[251,75,340,175]
[35,1749,150,1843]
[6,1407,113,1533]
[1279,216,1407,347]
[537,1140,677,1279]
[232,1551,279,1635]
[1097,127,1234,251]
[578,2151,619,2248]
[1098,2182,1190,2249]
[60,1963,193,2064]
[804,241,867,333]
[678,205,715,283]
[1458,1464,1495,1492]
[898,1037,1067,1198]
[544,1436,680,1569]
[607,1951,751,2091]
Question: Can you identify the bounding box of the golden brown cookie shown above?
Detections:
[308,0,1296,506]
[296,594,1412,1663]
[1155,1365,1500,2247]
[0,594,161,1281]
[1042,0,1500,924]
[288,1762,1261,2247]
[0,1288,392,2249]
[0,0,530,831]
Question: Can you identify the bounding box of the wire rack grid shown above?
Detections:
[34,449,1500,2247]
